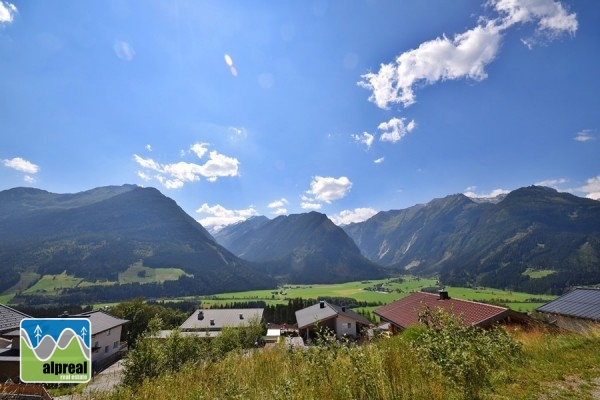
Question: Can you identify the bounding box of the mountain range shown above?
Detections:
[0,185,276,301]
[1,184,599,303]
[213,212,386,284]
[343,186,600,294]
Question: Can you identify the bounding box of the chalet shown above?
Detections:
[295,301,372,341]
[73,310,129,372]
[374,290,510,334]
[0,304,32,382]
[537,287,600,332]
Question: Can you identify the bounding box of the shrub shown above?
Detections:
[411,306,522,400]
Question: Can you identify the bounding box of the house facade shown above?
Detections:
[295,301,372,341]
[374,290,510,334]
[73,310,129,371]
[537,287,600,332]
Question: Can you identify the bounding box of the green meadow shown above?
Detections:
[16,263,191,298]
[197,276,556,312]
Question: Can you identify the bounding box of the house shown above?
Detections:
[73,310,129,372]
[0,304,32,382]
[295,300,372,341]
[157,308,265,338]
[536,287,600,332]
[374,290,510,334]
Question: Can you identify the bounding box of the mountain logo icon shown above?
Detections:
[20,318,92,383]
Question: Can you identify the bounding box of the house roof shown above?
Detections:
[180,309,264,331]
[295,301,372,329]
[374,292,509,329]
[0,304,31,335]
[73,310,129,334]
[537,288,600,321]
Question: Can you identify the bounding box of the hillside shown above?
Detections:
[344,186,600,294]
[0,185,276,302]
[214,211,386,284]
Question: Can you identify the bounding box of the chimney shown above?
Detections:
[319,300,325,309]
[342,306,346,312]
[198,311,204,320]
[439,289,450,300]
[239,313,244,320]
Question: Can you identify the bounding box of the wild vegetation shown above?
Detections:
[85,312,600,400]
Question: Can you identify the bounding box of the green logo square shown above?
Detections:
[20,318,92,383]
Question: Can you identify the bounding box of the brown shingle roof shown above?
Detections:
[374,292,509,329]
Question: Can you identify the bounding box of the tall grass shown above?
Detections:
[100,337,446,400]
[86,325,600,400]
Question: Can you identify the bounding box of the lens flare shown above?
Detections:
[114,41,135,61]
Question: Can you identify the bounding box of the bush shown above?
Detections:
[411,306,522,400]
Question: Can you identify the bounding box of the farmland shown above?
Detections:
[196,276,556,312]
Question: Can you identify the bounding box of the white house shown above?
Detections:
[295,301,372,341]
[73,310,128,371]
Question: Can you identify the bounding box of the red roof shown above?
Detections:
[374,292,509,329]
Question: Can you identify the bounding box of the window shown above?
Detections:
[346,323,352,329]
[104,346,109,353]
[107,329,111,336]
[113,341,119,349]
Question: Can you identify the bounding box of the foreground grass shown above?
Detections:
[85,327,600,400]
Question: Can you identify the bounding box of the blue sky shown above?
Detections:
[1,0,598,231]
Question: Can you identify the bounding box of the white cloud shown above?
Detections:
[196,203,258,232]
[145,144,153,152]
[300,195,322,210]
[464,188,510,198]
[374,157,385,164]
[330,208,378,226]
[0,1,17,25]
[24,175,36,183]
[133,146,240,189]
[378,117,416,143]
[3,157,39,174]
[190,143,208,158]
[300,201,322,210]
[351,132,374,149]
[534,178,567,188]
[358,0,577,109]
[574,129,595,142]
[493,0,578,35]
[268,198,288,215]
[307,176,352,203]
[579,176,600,200]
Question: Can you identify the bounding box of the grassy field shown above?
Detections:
[89,327,600,400]
[117,261,191,284]
[196,277,556,312]
[13,263,191,298]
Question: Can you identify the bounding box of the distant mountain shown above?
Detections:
[0,185,276,300]
[214,211,386,284]
[344,186,600,294]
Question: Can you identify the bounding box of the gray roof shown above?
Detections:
[74,310,129,334]
[0,304,31,335]
[537,288,600,321]
[180,309,264,331]
[295,301,372,329]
